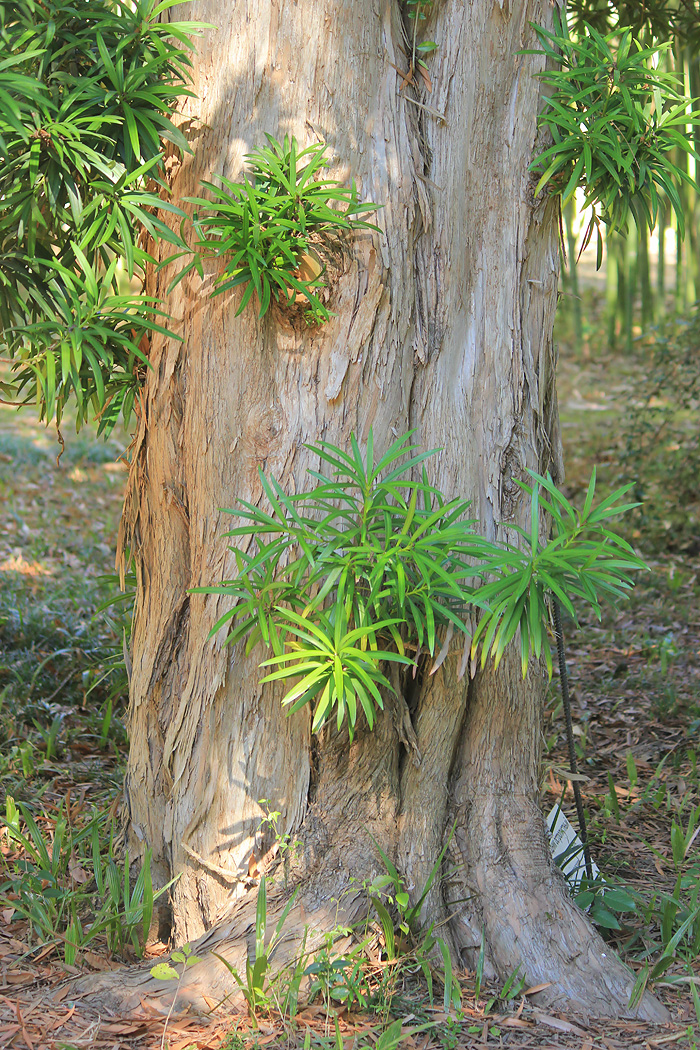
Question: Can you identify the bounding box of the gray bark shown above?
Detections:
[88,0,668,1021]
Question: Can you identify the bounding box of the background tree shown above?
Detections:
[560,1,700,350]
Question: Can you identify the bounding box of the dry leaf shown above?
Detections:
[523,982,553,996]
[83,950,122,972]
[5,972,36,985]
[68,856,90,884]
[429,622,453,675]
[533,1009,587,1035]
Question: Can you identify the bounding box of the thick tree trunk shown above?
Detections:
[86,0,668,1021]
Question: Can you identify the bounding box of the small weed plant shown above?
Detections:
[526,14,699,264]
[212,875,300,1024]
[150,942,201,1049]
[404,1,439,75]
[0,795,175,963]
[257,799,302,888]
[205,840,460,1032]
[201,430,644,738]
[170,135,379,323]
[365,831,461,1012]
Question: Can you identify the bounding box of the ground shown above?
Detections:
[1,279,699,1047]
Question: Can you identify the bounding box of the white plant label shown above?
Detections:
[547,805,600,892]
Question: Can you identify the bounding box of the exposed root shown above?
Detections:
[73,882,356,1017]
[446,655,670,1023]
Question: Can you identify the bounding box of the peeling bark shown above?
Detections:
[87,0,669,1021]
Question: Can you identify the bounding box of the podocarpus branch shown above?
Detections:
[200,433,646,743]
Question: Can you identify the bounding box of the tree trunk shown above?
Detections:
[85,0,667,1021]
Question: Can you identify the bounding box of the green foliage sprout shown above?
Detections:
[200,432,644,737]
[0,0,209,434]
[526,14,700,265]
[170,135,380,323]
[150,942,202,1050]
[404,0,439,73]
[199,432,481,738]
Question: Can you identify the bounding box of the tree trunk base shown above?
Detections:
[77,663,668,1024]
[74,835,669,1024]
[449,817,670,1024]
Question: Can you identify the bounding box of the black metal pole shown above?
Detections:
[552,598,593,882]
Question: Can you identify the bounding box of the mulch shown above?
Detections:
[0,966,696,1050]
[0,912,697,1049]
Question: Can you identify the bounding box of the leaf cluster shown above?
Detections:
[170,135,379,323]
[151,942,201,981]
[527,14,700,265]
[405,0,435,18]
[199,432,486,737]
[200,432,644,737]
[0,0,207,434]
[470,469,645,677]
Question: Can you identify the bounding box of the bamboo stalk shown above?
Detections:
[606,231,619,351]
[656,203,666,316]
[639,224,653,327]
[624,226,637,353]
[563,201,583,354]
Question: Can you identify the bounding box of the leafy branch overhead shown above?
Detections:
[0,3,377,432]
[200,433,644,737]
[527,15,700,265]
[168,135,380,324]
[0,0,209,434]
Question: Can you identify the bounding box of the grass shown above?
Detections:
[0,406,131,951]
[0,410,129,753]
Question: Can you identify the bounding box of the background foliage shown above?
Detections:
[0,0,204,435]
[529,15,698,265]
[557,2,700,351]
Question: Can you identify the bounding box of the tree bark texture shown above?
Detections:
[94,0,667,1021]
